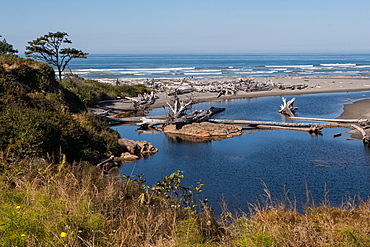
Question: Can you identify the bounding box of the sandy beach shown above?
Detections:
[91,76,370,119]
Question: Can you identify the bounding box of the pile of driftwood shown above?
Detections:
[140,78,308,98]
[125,91,157,113]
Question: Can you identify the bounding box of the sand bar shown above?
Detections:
[91,76,370,118]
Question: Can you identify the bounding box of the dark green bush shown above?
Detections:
[0,54,59,92]
[0,106,121,162]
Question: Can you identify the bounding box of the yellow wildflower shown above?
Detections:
[15,206,21,209]
[60,232,67,238]
[20,234,26,237]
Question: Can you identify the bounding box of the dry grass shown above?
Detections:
[0,156,221,246]
[1,156,370,246]
[220,186,370,246]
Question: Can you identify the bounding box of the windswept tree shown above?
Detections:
[0,35,18,54]
[25,32,88,80]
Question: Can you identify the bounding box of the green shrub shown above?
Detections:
[0,54,59,93]
[0,106,120,162]
[61,74,152,107]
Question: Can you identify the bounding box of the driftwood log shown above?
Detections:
[351,124,370,145]
[96,155,118,167]
[291,116,368,125]
[166,96,193,119]
[278,97,298,117]
[174,107,225,125]
[125,91,157,113]
[208,118,349,128]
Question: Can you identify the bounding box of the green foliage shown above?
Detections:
[0,55,121,161]
[0,105,121,162]
[0,54,59,95]
[151,170,206,214]
[0,35,18,54]
[61,74,152,106]
[175,218,203,245]
[25,32,88,80]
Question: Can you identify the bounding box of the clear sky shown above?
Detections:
[1,0,370,54]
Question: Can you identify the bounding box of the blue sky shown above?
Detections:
[1,0,370,54]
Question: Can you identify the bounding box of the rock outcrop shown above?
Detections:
[163,122,242,141]
[116,138,158,163]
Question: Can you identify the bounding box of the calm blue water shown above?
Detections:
[69,54,370,81]
[113,91,370,214]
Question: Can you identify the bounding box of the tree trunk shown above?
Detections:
[208,118,350,128]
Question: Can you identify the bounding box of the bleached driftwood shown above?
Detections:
[166,97,193,119]
[351,124,370,145]
[278,97,298,117]
[138,117,168,128]
[209,118,350,128]
[96,155,118,167]
[173,107,225,125]
[125,91,157,112]
[255,124,322,135]
[290,116,368,125]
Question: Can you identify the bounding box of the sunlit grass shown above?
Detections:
[1,156,370,246]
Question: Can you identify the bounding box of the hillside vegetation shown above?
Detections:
[1,54,370,246]
[0,54,148,162]
[60,74,150,107]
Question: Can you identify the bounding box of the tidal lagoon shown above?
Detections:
[114,91,370,213]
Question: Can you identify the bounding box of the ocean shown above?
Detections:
[69,54,370,81]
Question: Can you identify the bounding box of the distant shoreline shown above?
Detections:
[91,76,370,120]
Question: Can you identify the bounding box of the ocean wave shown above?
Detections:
[128,67,196,71]
[190,69,222,73]
[74,68,124,72]
[74,67,196,72]
[265,65,314,68]
[320,63,356,67]
[236,70,278,74]
[356,65,370,68]
[271,68,288,71]
[227,68,253,71]
[184,72,223,75]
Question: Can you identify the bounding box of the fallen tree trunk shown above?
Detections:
[351,124,370,145]
[105,116,167,124]
[96,155,118,167]
[138,117,168,128]
[173,107,225,125]
[255,124,322,135]
[208,118,351,128]
[290,116,368,125]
